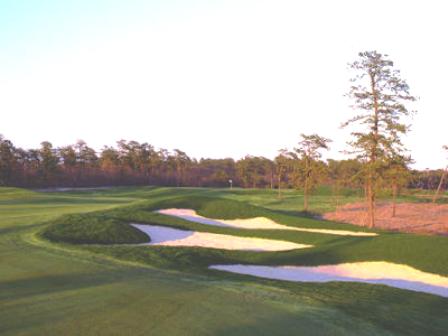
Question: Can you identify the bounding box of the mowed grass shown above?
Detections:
[1,186,447,336]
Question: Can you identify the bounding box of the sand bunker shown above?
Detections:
[131,224,312,251]
[156,208,377,236]
[324,202,448,235]
[210,262,448,298]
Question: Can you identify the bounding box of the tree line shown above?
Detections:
[0,134,445,192]
[0,135,334,188]
[2,51,447,227]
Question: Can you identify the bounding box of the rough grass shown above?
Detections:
[40,213,149,244]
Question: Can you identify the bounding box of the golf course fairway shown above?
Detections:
[1,186,447,336]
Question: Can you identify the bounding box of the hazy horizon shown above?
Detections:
[2,0,447,169]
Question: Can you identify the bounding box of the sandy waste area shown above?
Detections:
[157,208,377,236]
[324,202,448,235]
[131,224,312,251]
[210,262,448,297]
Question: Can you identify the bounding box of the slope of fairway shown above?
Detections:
[1,187,448,336]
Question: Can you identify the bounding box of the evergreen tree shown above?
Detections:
[343,51,416,227]
[0,135,17,185]
[294,134,331,212]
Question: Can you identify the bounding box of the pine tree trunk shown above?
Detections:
[277,174,282,199]
[304,177,309,212]
[433,168,447,203]
[336,182,341,209]
[368,71,379,229]
[332,183,336,206]
[367,177,375,228]
[304,158,310,212]
[392,182,398,217]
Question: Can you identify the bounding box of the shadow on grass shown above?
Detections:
[0,223,42,235]
[0,272,120,301]
[212,310,364,336]
[0,268,155,303]
[271,208,321,219]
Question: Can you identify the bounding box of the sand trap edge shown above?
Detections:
[130,223,313,251]
[209,262,448,298]
[156,208,378,236]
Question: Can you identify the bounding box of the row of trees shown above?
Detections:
[1,133,445,192]
[0,135,341,189]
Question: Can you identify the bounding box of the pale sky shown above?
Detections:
[1,0,447,169]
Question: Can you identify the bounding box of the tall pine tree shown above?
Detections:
[343,51,416,228]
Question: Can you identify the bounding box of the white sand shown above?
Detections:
[131,224,312,251]
[156,208,377,236]
[210,262,448,298]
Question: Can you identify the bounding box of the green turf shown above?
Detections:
[40,213,150,244]
[1,186,447,336]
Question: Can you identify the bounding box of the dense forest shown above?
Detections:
[0,134,445,191]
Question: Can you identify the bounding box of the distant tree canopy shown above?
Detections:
[1,134,439,193]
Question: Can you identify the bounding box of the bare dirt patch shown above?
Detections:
[323,202,448,235]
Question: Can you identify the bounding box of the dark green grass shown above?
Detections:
[2,186,448,336]
[40,213,149,244]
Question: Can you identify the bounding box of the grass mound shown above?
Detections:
[0,187,39,200]
[149,196,269,219]
[144,196,376,231]
[40,213,149,244]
